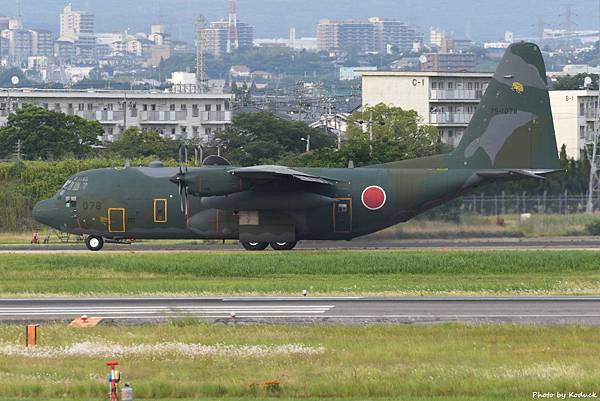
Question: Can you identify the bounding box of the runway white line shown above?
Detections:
[0,305,336,310]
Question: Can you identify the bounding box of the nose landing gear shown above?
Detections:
[85,236,104,251]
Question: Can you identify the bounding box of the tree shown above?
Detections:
[215,112,335,166]
[552,73,599,90]
[283,104,448,167]
[0,105,101,160]
[108,127,178,159]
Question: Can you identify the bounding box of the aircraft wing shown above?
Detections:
[229,165,339,185]
[477,169,563,181]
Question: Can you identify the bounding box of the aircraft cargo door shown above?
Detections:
[333,198,352,233]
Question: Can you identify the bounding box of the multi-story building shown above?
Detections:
[369,17,423,52]
[59,4,95,63]
[360,70,493,146]
[0,89,234,142]
[317,18,421,53]
[420,52,476,72]
[1,28,33,63]
[54,38,76,63]
[429,27,444,47]
[31,29,54,58]
[199,20,254,57]
[0,16,9,31]
[548,90,599,160]
[317,19,375,53]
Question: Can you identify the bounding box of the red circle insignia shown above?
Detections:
[361,186,386,210]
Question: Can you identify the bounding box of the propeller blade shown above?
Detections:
[184,145,189,173]
[178,144,184,174]
[178,180,184,213]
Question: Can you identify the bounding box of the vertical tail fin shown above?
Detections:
[451,42,560,170]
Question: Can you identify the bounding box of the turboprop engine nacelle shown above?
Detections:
[175,169,248,197]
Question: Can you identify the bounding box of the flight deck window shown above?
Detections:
[65,196,77,208]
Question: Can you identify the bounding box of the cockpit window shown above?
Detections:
[59,176,89,196]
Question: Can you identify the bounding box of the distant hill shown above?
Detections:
[5,0,600,42]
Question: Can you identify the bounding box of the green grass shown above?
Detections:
[0,323,598,400]
[2,250,600,296]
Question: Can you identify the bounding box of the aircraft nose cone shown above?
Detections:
[32,199,55,227]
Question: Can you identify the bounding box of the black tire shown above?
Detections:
[85,236,104,251]
[241,241,269,251]
[270,241,298,251]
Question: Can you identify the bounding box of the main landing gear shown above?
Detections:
[240,241,298,251]
[85,235,104,251]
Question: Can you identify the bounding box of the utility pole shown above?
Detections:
[301,134,311,153]
[585,0,600,213]
[14,139,22,161]
[368,110,374,157]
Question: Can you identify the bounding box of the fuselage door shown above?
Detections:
[108,208,126,233]
[154,199,168,223]
[333,198,352,233]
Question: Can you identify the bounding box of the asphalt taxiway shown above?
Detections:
[3,296,600,325]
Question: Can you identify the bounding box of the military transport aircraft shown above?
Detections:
[33,42,560,251]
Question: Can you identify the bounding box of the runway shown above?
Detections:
[3,236,600,252]
[3,296,600,325]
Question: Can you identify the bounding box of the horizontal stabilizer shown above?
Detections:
[477,169,563,181]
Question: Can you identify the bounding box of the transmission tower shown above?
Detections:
[226,0,239,53]
[196,15,209,94]
[537,15,544,44]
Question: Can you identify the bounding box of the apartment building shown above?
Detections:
[317,18,421,53]
[548,90,599,160]
[59,4,95,62]
[360,70,493,146]
[0,89,234,142]
[199,20,254,57]
[420,52,476,72]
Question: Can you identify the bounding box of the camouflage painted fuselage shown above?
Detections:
[34,165,481,242]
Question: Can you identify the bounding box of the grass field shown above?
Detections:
[0,322,598,400]
[2,250,600,296]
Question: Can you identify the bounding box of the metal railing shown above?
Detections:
[430,89,484,100]
[140,110,188,122]
[201,110,231,121]
[462,193,596,215]
[430,112,473,124]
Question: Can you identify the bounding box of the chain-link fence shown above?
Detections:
[462,193,595,215]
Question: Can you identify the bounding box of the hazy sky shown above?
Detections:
[3,0,600,41]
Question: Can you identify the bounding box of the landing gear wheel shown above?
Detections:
[241,241,269,251]
[270,241,298,251]
[85,236,104,251]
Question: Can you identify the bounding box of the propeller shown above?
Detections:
[171,143,190,216]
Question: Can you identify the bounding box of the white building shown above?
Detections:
[60,4,95,62]
[549,90,599,160]
[0,89,233,142]
[360,70,492,146]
